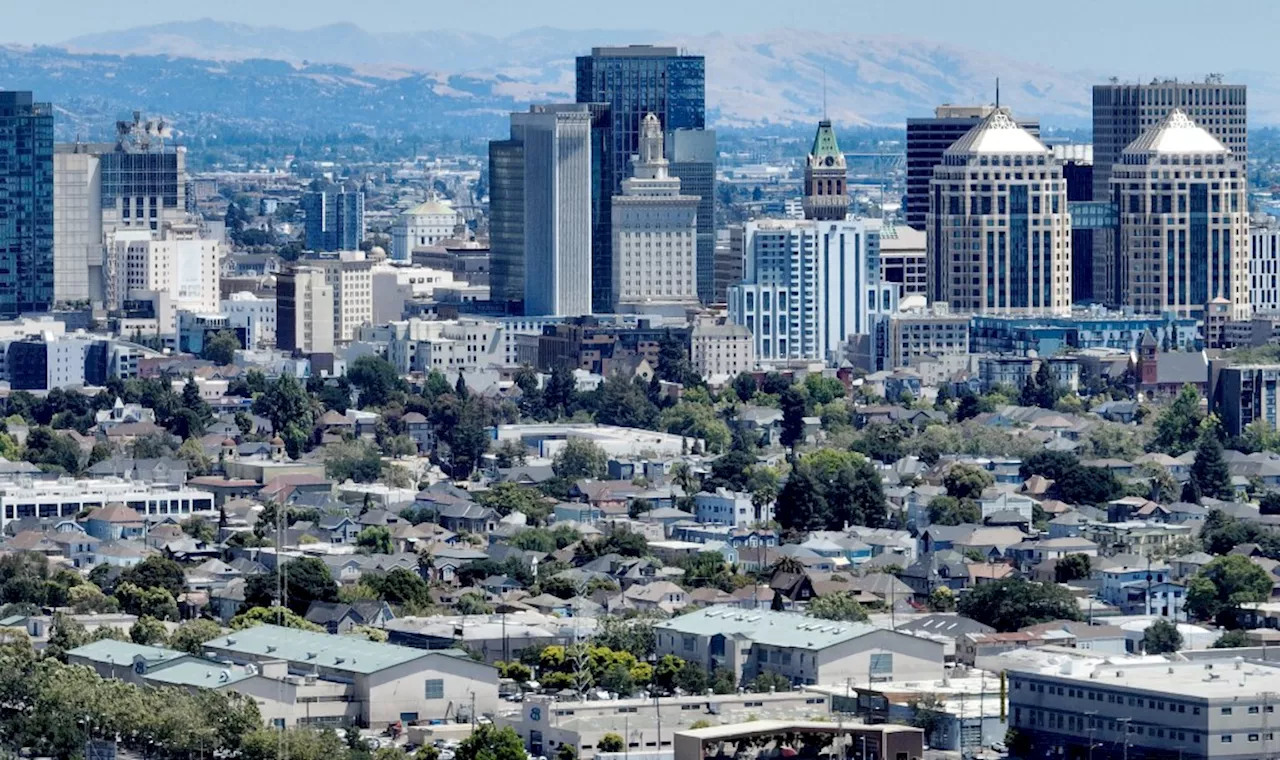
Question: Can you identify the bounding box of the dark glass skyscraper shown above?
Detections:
[302,185,365,251]
[576,45,705,312]
[0,92,54,316]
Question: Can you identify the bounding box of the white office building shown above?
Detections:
[52,147,102,306]
[1114,109,1249,320]
[312,252,373,342]
[277,266,335,355]
[1248,223,1280,313]
[926,109,1073,315]
[727,219,896,364]
[220,291,277,348]
[514,105,593,317]
[0,478,214,529]
[390,199,463,261]
[105,223,220,332]
[611,113,699,311]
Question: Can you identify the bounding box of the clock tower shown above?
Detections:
[802,119,849,221]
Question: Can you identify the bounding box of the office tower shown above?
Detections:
[1113,109,1249,320]
[926,110,1072,315]
[1092,77,1247,203]
[577,45,705,311]
[514,105,593,317]
[488,137,525,308]
[311,251,373,342]
[391,199,462,261]
[277,265,335,355]
[727,219,896,364]
[905,105,1040,230]
[802,120,849,221]
[666,128,717,304]
[1053,144,1098,304]
[1251,223,1280,313]
[877,224,928,298]
[611,114,699,311]
[714,230,743,306]
[105,223,220,332]
[0,92,54,316]
[53,144,102,305]
[1210,362,1280,437]
[99,114,187,237]
[302,185,365,251]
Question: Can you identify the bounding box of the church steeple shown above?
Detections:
[802,119,849,221]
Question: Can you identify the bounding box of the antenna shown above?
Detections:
[822,67,828,121]
[996,77,1001,109]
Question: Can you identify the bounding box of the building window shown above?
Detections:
[425,679,444,699]
[869,653,893,676]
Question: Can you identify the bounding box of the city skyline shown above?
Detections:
[7,0,1280,74]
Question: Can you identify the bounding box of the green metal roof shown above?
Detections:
[655,605,879,650]
[203,624,434,675]
[66,639,186,667]
[810,120,842,159]
[143,659,255,688]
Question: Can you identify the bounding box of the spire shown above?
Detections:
[822,66,828,121]
[639,113,664,165]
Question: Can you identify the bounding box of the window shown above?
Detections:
[869,654,893,676]
[425,679,444,699]
[1222,736,1233,743]
[1222,707,1233,715]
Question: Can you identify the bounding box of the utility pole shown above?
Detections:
[1118,717,1131,760]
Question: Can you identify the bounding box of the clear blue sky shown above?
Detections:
[7,0,1278,72]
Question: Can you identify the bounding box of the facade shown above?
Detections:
[302,186,364,252]
[0,92,54,316]
[727,219,895,364]
[311,252,373,342]
[1008,659,1280,760]
[0,481,213,530]
[969,309,1199,356]
[905,105,1039,230]
[487,137,525,307]
[276,265,335,355]
[1208,362,1280,438]
[694,489,772,527]
[666,129,717,304]
[611,114,699,310]
[1,335,137,390]
[98,114,188,238]
[514,105,593,317]
[802,120,849,221]
[1112,109,1249,320]
[690,317,755,379]
[926,109,1072,315]
[888,305,971,369]
[879,224,928,297]
[1250,223,1280,313]
[52,145,102,305]
[654,605,944,687]
[391,199,462,261]
[220,291,277,348]
[107,223,220,330]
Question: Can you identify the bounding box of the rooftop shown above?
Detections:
[655,604,879,650]
[203,623,436,674]
[1123,108,1229,156]
[944,109,1049,156]
[1011,658,1280,700]
[66,639,186,668]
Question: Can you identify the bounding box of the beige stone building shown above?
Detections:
[690,317,754,380]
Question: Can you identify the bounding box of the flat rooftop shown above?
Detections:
[655,605,879,650]
[204,623,437,675]
[1010,659,1280,700]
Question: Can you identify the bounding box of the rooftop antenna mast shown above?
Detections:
[996,77,1001,109]
[822,67,828,121]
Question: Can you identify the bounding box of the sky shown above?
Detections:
[5,0,1279,73]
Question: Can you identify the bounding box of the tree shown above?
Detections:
[926,495,980,526]
[324,441,384,483]
[956,578,1082,632]
[253,374,315,457]
[1054,466,1124,506]
[1142,619,1183,654]
[909,694,950,747]
[1019,362,1059,409]
[356,526,393,554]
[1261,492,1280,516]
[348,355,406,409]
[556,744,578,760]
[944,463,993,500]
[779,387,807,448]
[597,734,625,753]
[364,568,431,607]
[170,619,224,655]
[130,616,170,646]
[774,464,829,533]
[928,586,956,612]
[1213,629,1252,648]
[732,373,758,403]
[119,555,187,598]
[1185,554,1273,625]
[655,331,696,386]
[1152,385,1206,455]
[23,426,81,473]
[1189,429,1232,501]
[230,606,324,631]
[456,724,526,760]
[114,582,179,621]
[1055,553,1092,583]
[807,592,868,622]
[552,439,608,480]
[750,670,791,693]
[200,330,242,365]
[476,482,554,525]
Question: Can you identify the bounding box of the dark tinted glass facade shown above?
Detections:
[488,139,525,308]
[576,46,705,312]
[302,188,365,251]
[0,92,54,316]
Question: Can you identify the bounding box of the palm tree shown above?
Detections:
[770,556,806,577]
[670,461,699,497]
[416,550,435,584]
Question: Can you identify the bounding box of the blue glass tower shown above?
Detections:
[0,92,54,316]
[576,45,705,312]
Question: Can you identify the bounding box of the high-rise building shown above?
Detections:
[905,105,1039,230]
[1092,78,1247,203]
[611,114,699,311]
[310,251,374,343]
[1053,144,1098,304]
[576,45,705,311]
[488,137,525,308]
[0,92,54,316]
[105,222,220,332]
[53,145,102,306]
[302,185,365,252]
[514,105,594,317]
[277,265,335,355]
[926,110,1072,315]
[1251,223,1280,313]
[802,120,849,221]
[666,129,717,304]
[727,219,896,364]
[878,224,928,298]
[1113,109,1249,320]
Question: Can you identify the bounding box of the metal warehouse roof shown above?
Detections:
[203,623,434,674]
[655,605,881,650]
